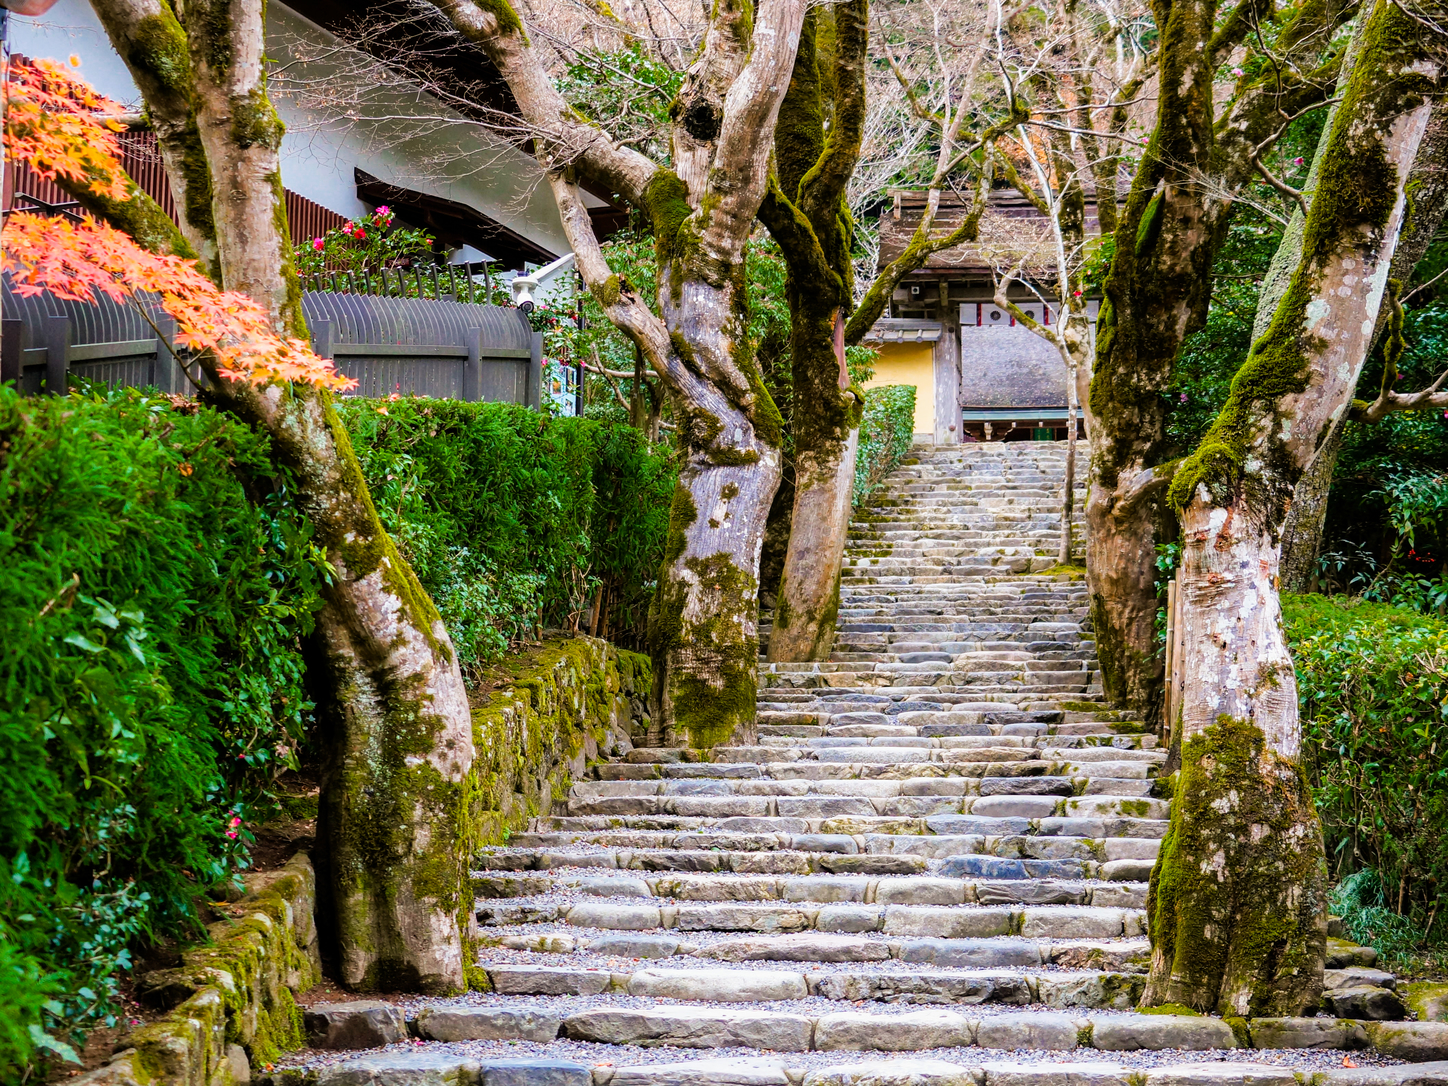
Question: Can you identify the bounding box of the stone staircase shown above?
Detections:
[275,443,1429,1086]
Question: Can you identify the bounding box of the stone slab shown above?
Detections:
[605,1058,791,1086]
[974,1012,1080,1051]
[1247,1017,1368,1051]
[814,1009,972,1051]
[627,967,809,1001]
[304,1001,408,1049]
[482,1061,593,1086]
[564,1006,814,1051]
[487,965,612,996]
[315,1051,481,1086]
[416,1006,563,1043]
[804,1060,979,1086]
[1367,1022,1448,1061]
[1088,1015,1238,1051]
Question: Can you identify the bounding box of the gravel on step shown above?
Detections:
[270,1036,1402,1079]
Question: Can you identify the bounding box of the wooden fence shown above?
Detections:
[0,284,543,409]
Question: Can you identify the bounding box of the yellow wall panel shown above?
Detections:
[864,343,936,436]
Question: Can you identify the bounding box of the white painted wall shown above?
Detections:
[8,0,572,262]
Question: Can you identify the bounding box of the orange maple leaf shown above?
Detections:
[4,58,128,201]
[2,59,354,392]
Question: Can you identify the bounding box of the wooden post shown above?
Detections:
[463,325,482,402]
[44,314,70,396]
[154,313,180,394]
[311,318,334,360]
[526,327,543,410]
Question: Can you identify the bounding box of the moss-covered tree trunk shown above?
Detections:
[1150,0,1441,1013]
[1084,0,1354,723]
[88,0,477,993]
[769,310,861,661]
[756,1,867,663]
[437,0,801,748]
[1274,97,1448,588]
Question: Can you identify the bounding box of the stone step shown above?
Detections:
[476,837,1162,877]
[570,777,1158,800]
[472,871,1148,907]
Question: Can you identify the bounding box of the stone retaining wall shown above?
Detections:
[469,633,649,846]
[76,852,320,1085]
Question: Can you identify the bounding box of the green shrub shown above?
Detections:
[1284,593,1448,967]
[854,385,917,508]
[0,386,323,1075]
[335,397,675,663]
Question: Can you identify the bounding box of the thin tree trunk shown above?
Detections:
[1149,0,1440,1013]
[1279,420,1342,593]
[1086,493,1161,720]
[1060,389,1077,565]
[653,447,782,748]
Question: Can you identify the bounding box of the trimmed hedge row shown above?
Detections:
[334,397,675,662]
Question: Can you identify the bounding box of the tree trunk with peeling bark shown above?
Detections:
[88,0,476,993]
[430,0,801,748]
[1084,0,1353,724]
[1149,0,1441,1013]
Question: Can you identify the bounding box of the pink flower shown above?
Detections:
[1231,67,1244,77]
[312,237,324,251]
[1293,157,1305,166]
[377,205,390,215]
[229,816,242,828]
[225,831,238,839]
[1180,392,1188,402]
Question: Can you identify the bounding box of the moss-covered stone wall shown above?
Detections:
[469,633,651,847]
[71,853,321,1085]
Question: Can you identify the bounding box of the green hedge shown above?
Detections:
[853,385,917,508]
[0,387,323,1074]
[334,398,675,664]
[1284,593,1448,962]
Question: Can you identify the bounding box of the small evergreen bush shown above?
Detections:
[1284,593,1448,967]
[0,386,324,1073]
[335,397,675,662]
[854,385,917,508]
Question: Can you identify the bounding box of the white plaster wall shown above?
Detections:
[8,0,570,262]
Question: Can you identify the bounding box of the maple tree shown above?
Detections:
[2,59,350,391]
[5,22,475,996]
